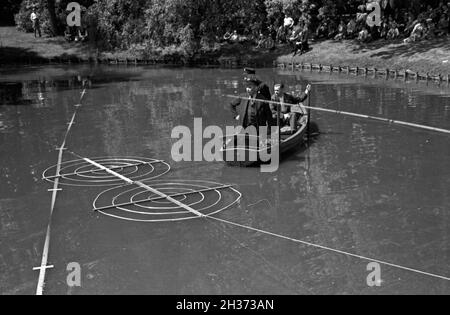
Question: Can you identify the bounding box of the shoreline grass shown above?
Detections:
[2,26,450,77]
[277,37,450,76]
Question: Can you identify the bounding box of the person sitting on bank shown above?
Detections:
[346,19,357,39]
[230,78,273,129]
[334,20,347,40]
[270,83,311,134]
[64,26,74,42]
[223,30,232,43]
[386,21,400,40]
[404,19,426,43]
[358,27,371,42]
[75,27,88,42]
[230,30,239,43]
[292,24,310,56]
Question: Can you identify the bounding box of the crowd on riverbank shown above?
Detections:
[249,1,450,51]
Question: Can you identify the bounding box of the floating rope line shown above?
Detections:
[224,94,450,135]
[35,88,87,296]
[83,150,449,281]
[205,216,450,282]
[42,157,170,187]
[41,144,450,284]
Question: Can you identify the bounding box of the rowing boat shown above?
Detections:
[221,115,310,167]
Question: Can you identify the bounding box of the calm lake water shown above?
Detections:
[0,65,449,295]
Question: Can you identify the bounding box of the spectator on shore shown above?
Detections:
[327,19,338,38]
[316,20,328,39]
[256,33,264,48]
[75,27,88,42]
[404,19,426,43]
[230,30,239,43]
[289,22,303,54]
[424,19,437,39]
[334,20,347,40]
[284,17,294,29]
[30,8,41,38]
[257,31,275,49]
[268,24,277,42]
[358,27,371,42]
[437,13,449,35]
[356,5,368,26]
[276,24,286,43]
[292,24,310,56]
[347,19,357,38]
[64,26,73,42]
[403,14,416,35]
[223,30,232,43]
[387,21,400,40]
[379,17,389,39]
[284,17,295,40]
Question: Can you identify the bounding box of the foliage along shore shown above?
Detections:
[2,25,450,80]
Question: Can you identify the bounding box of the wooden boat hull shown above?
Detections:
[221,122,309,167]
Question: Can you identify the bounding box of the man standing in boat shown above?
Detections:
[243,68,271,100]
[271,83,311,133]
[230,77,274,129]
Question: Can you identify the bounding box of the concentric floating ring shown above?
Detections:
[42,156,171,187]
[93,179,242,222]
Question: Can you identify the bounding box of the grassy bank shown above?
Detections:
[0,27,280,66]
[0,27,94,62]
[278,37,450,76]
[2,26,450,77]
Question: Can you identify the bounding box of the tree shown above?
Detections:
[46,0,58,35]
[0,0,21,26]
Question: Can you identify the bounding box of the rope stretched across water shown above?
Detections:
[62,146,450,283]
[35,88,87,296]
[206,215,450,282]
[224,94,450,135]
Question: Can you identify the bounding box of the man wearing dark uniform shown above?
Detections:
[230,78,274,129]
[243,68,271,100]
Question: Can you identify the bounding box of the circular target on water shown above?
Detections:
[42,157,171,187]
[93,179,242,222]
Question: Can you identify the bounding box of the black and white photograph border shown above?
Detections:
[1,0,449,299]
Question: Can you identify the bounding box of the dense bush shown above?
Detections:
[1,0,21,26]
[11,0,447,57]
[15,0,93,35]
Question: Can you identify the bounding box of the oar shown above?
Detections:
[224,94,450,135]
